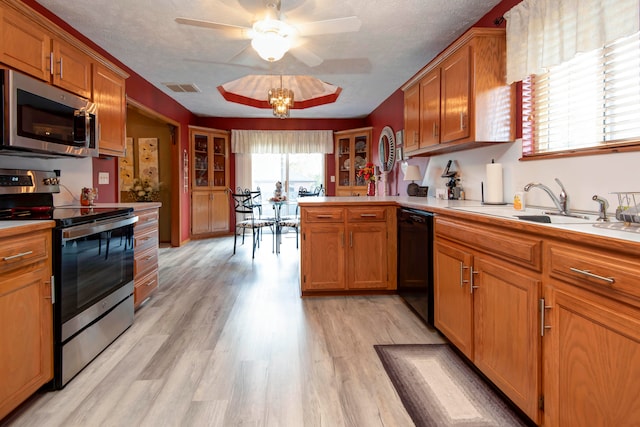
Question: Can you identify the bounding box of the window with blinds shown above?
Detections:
[522,31,640,157]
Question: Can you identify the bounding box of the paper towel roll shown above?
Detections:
[485,162,503,204]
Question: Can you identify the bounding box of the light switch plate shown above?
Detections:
[98,172,109,185]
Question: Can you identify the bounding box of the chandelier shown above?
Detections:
[250,18,293,62]
[268,75,294,119]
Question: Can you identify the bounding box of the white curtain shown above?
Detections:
[231,130,334,154]
[504,0,640,83]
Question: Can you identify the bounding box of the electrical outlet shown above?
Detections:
[330,175,335,182]
[98,172,109,185]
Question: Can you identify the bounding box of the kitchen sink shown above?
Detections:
[448,206,600,223]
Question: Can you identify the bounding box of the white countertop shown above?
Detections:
[299,195,640,244]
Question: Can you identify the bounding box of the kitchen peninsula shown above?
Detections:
[298,195,640,426]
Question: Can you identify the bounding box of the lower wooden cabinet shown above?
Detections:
[133,206,159,308]
[0,226,53,420]
[434,217,542,423]
[191,189,229,236]
[300,204,396,294]
[542,240,640,427]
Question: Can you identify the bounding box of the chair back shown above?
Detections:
[231,191,254,215]
[298,184,323,198]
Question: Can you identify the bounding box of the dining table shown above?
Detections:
[268,198,296,254]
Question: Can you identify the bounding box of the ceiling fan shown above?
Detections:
[175,0,361,68]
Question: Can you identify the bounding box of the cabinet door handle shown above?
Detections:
[569,267,615,284]
[539,298,552,337]
[460,112,465,130]
[44,276,55,304]
[3,250,33,261]
[470,269,479,294]
[460,264,470,287]
[350,231,353,248]
[58,57,63,79]
[49,52,54,75]
[433,122,438,138]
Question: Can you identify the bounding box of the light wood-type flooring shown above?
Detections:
[4,232,444,426]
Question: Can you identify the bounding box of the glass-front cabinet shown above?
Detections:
[190,126,230,237]
[335,127,372,196]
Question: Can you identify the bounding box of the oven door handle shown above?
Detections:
[62,215,138,240]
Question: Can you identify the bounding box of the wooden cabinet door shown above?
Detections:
[334,128,371,196]
[0,6,51,81]
[419,69,441,148]
[210,189,230,233]
[543,283,640,427]
[347,222,387,289]
[0,264,53,420]
[94,64,126,157]
[52,39,92,98]
[440,45,471,143]
[403,83,420,152]
[302,224,346,291]
[434,240,473,358]
[473,256,541,423]
[192,191,213,235]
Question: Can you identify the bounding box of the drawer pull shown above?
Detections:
[316,215,334,219]
[3,250,33,261]
[359,213,377,218]
[569,267,615,284]
[145,279,156,287]
[144,255,155,261]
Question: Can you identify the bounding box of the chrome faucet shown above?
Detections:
[592,195,610,222]
[523,178,570,215]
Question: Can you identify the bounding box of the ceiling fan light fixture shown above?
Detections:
[251,18,293,62]
[268,76,294,119]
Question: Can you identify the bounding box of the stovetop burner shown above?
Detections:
[0,169,133,227]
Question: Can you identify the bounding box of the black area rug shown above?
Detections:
[375,344,529,427]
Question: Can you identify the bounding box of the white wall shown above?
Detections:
[408,140,639,214]
[0,156,93,206]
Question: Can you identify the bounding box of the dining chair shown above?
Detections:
[229,190,275,258]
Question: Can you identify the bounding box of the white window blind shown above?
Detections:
[523,31,640,156]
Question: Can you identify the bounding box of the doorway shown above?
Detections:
[123,102,180,245]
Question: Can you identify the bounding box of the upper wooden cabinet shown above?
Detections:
[94,64,126,157]
[0,4,92,98]
[402,27,515,157]
[334,127,372,197]
[0,0,129,157]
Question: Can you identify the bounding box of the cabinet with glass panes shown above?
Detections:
[334,127,372,196]
[190,126,230,237]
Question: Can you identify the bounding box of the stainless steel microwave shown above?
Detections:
[0,69,98,158]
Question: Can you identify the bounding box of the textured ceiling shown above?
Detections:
[35,0,502,119]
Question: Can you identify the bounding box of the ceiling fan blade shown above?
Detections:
[294,16,362,36]
[175,17,251,39]
[289,45,323,67]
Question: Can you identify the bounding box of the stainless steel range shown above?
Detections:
[0,169,137,389]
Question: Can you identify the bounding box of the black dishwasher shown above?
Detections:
[397,208,434,326]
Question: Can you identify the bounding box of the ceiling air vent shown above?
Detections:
[163,83,201,93]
